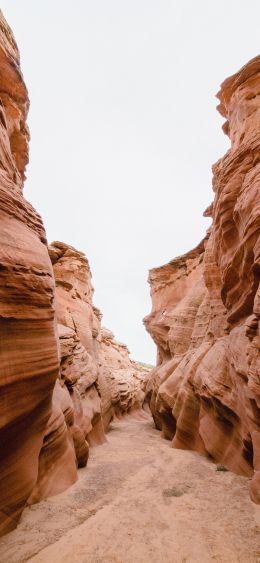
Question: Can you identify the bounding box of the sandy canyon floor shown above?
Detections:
[0,414,259,563]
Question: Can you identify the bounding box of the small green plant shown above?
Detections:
[216,464,228,472]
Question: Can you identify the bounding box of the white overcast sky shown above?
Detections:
[1,1,259,364]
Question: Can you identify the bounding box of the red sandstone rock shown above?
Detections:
[99,328,149,417]
[49,241,107,448]
[27,382,79,504]
[0,12,60,534]
[49,242,149,454]
[144,56,260,503]
[0,12,149,536]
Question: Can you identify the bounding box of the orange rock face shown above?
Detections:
[49,241,105,448]
[0,15,148,535]
[49,242,150,454]
[0,12,60,534]
[144,56,260,503]
[99,328,150,419]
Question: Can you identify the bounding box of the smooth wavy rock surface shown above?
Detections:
[0,12,60,534]
[144,56,260,503]
[49,241,150,458]
[0,13,149,536]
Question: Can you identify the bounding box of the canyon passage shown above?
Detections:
[0,8,260,563]
[0,415,259,563]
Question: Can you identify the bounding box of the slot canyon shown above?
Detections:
[0,10,259,563]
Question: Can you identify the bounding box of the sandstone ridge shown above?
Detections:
[144,56,260,504]
[49,241,149,459]
[0,14,148,534]
[0,11,60,535]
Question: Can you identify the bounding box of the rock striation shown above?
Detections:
[99,327,149,418]
[49,241,150,455]
[49,241,106,451]
[0,12,60,534]
[144,56,260,503]
[0,15,148,535]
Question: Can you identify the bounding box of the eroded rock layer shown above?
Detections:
[144,56,260,503]
[0,12,60,534]
[0,15,148,535]
[99,327,149,419]
[49,241,149,460]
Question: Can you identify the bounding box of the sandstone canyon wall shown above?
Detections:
[49,241,149,455]
[0,13,60,534]
[144,56,260,503]
[0,14,148,535]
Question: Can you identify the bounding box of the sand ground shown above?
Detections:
[0,413,259,563]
